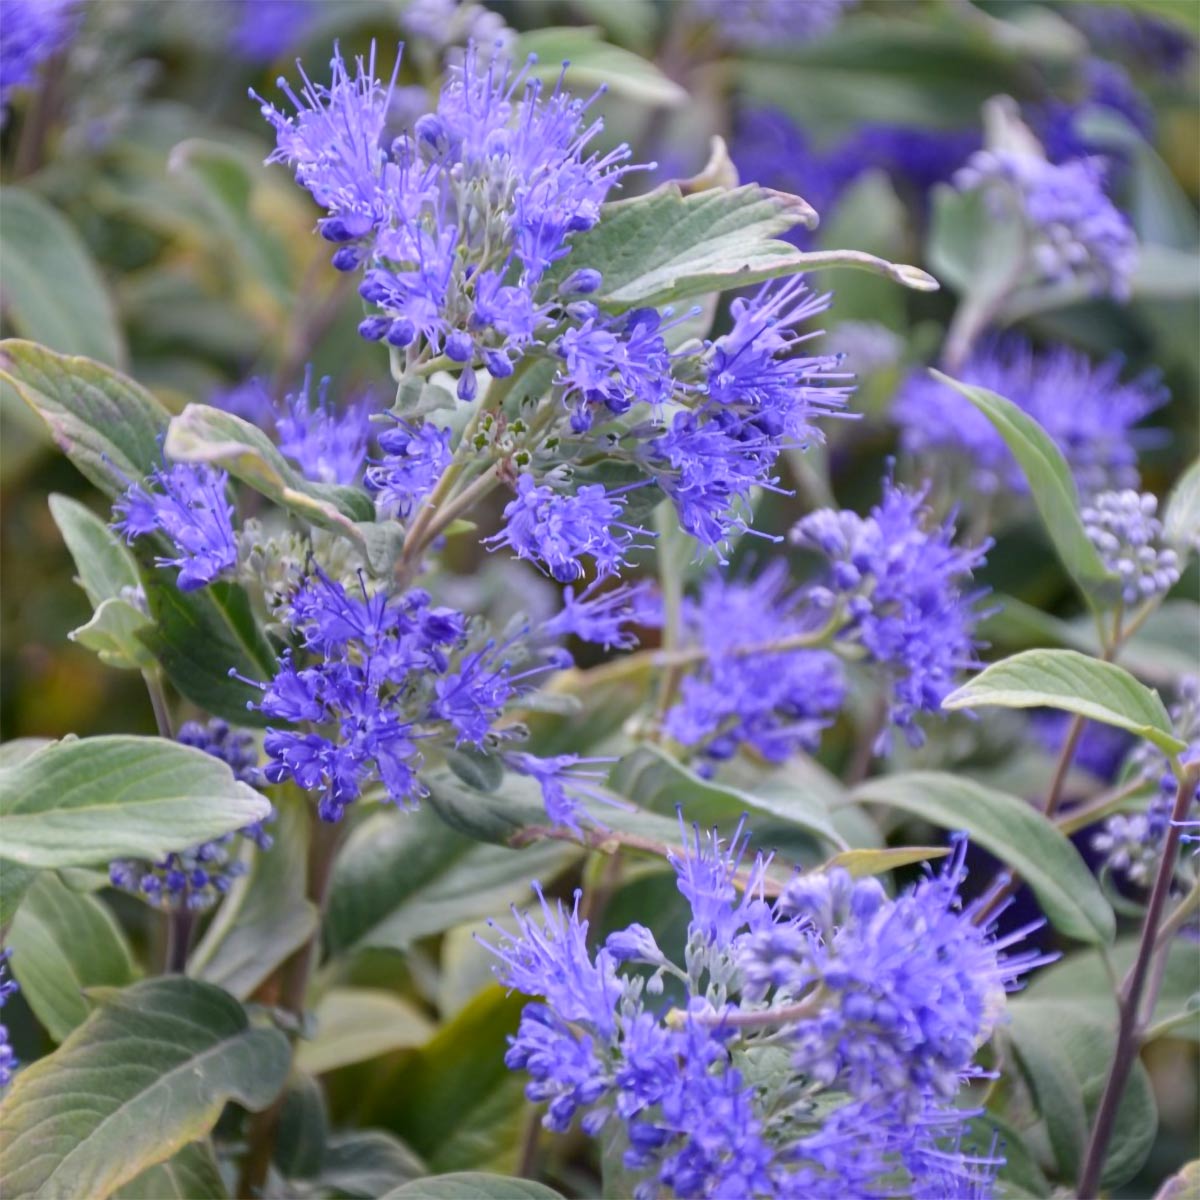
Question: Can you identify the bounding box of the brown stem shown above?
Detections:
[1077,763,1200,1198]
[236,816,343,1197]
[165,908,196,974]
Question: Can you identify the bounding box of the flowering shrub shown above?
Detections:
[0,3,1197,1199]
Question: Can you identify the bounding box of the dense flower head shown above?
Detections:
[109,720,272,910]
[0,948,17,1090]
[1094,680,1200,892]
[663,564,846,766]
[792,477,990,746]
[955,149,1137,299]
[840,122,981,198]
[485,474,651,583]
[694,0,856,48]
[485,820,1033,1199]
[1083,490,1181,605]
[504,752,624,833]
[258,43,641,386]
[364,418,453,518]
[541,579,655,652]
[644,278,852,550]
[112,461,237,591]
[0,0,79,111]
[894,339,1167,496]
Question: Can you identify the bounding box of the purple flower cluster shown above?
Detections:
[258,44,639,394]
[644,279,852,549]
[212,370,377,487]
[0,948,17,1089]
[1037,59,1155,165]
[1069,5,1196,78]
[954,149,1137,299]
[541,579,655,652]
[663,564,845,766]
[0,0,78,111]
[364,418,452,518]
[112,461,237,592]
[109,720,272,910]
[1083,490,1182,605]
[693,0,856,48]
[792,478,990,746]
[485,821,1037,1199]
[894,339,1166,496]
[227,0,319,63]
[485,474,651,584]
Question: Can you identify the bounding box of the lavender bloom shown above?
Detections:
[504,753,624,833]
[364,419,452,518]
[112,462,237,591]
[228,0,320,62]
[1070,5,1196,78]
[894,339,1167,496]
[694,0,856,48]
[0,948,17,1089]
[486,820,1030,1198]
[792,478,990,747]
[1083,490,1181,605]
[841,123,981,198]
[109,720,272,911]
[663,565,846,766]
[0,0,78,111]
[401,0,513,53]
[275,368,376,485]
[541,579,654,652]
[646,279,851,550]
[485,474,650,584]
[955,149,1137,299]
[1038,59,1155,164]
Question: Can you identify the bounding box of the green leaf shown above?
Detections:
[8,874,137,1042]
[0,735,271,869]
[317,1130,425,1198]
[273,1072,327,1180]
[943,649,1186,755]
[1163,458,1200,555]
[296,988,435,1076]
[164,404,374,542]
[0,341,168,496]
[383,1175,564,1200]
[560,184,934,311]
[138,578,277,726]
[823,846,949,878]
[113,1142,227,1200]
[188,793,317,999]
[70,598,156,671]
[930,371,1118,598]
[1024,938,1200,1042]
[927,184,1027,303]
[852,771,1115,944]
[0,978,290,1199]
[326,807,578,954]
[1006,1000,1158,1189]
[0,189,125,367]
[48,494,141,609]
[610,744,843,849]
[514,27,685,106]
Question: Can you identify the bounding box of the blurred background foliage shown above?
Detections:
[1,0,1197,1193]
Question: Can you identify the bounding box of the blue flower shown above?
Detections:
[894,338,1167,496]
[792,477,990,747]
[112,462,237,591]
[1083,489,1181,605]
[1031,710,1133,784]
[541,579,654,652]
[662,564,846,764]
[485,474,651,583]
[505,751,624,833]
[0,0,78,112]
[109,720,272,910]
[1069,5,1196,78]
[694,0,856,48]
[955,149,1137,298]
[227,0,320,63]
[275,368,377,485]
[364,418,453,518]
[0,948,17,1089]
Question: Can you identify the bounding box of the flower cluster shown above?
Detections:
[0,948,17,1090]
[894,339,1166,496]
[258,44,639,392]
[663,564,845,767]
[693,0,856,48]
[112,461,237,591]
[1069,5,1196,78]
[1083,490,1181,606]
[792,478,990,746]
[0,0,78,111]
[1037,59,1155,165]
[1094,680,1200,893]
[485,822,1042,1199]
[109,720,272,910]
[954,149,1137,299]
[364,418,453,518]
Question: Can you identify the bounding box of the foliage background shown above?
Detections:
[0,0,1198,1196]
